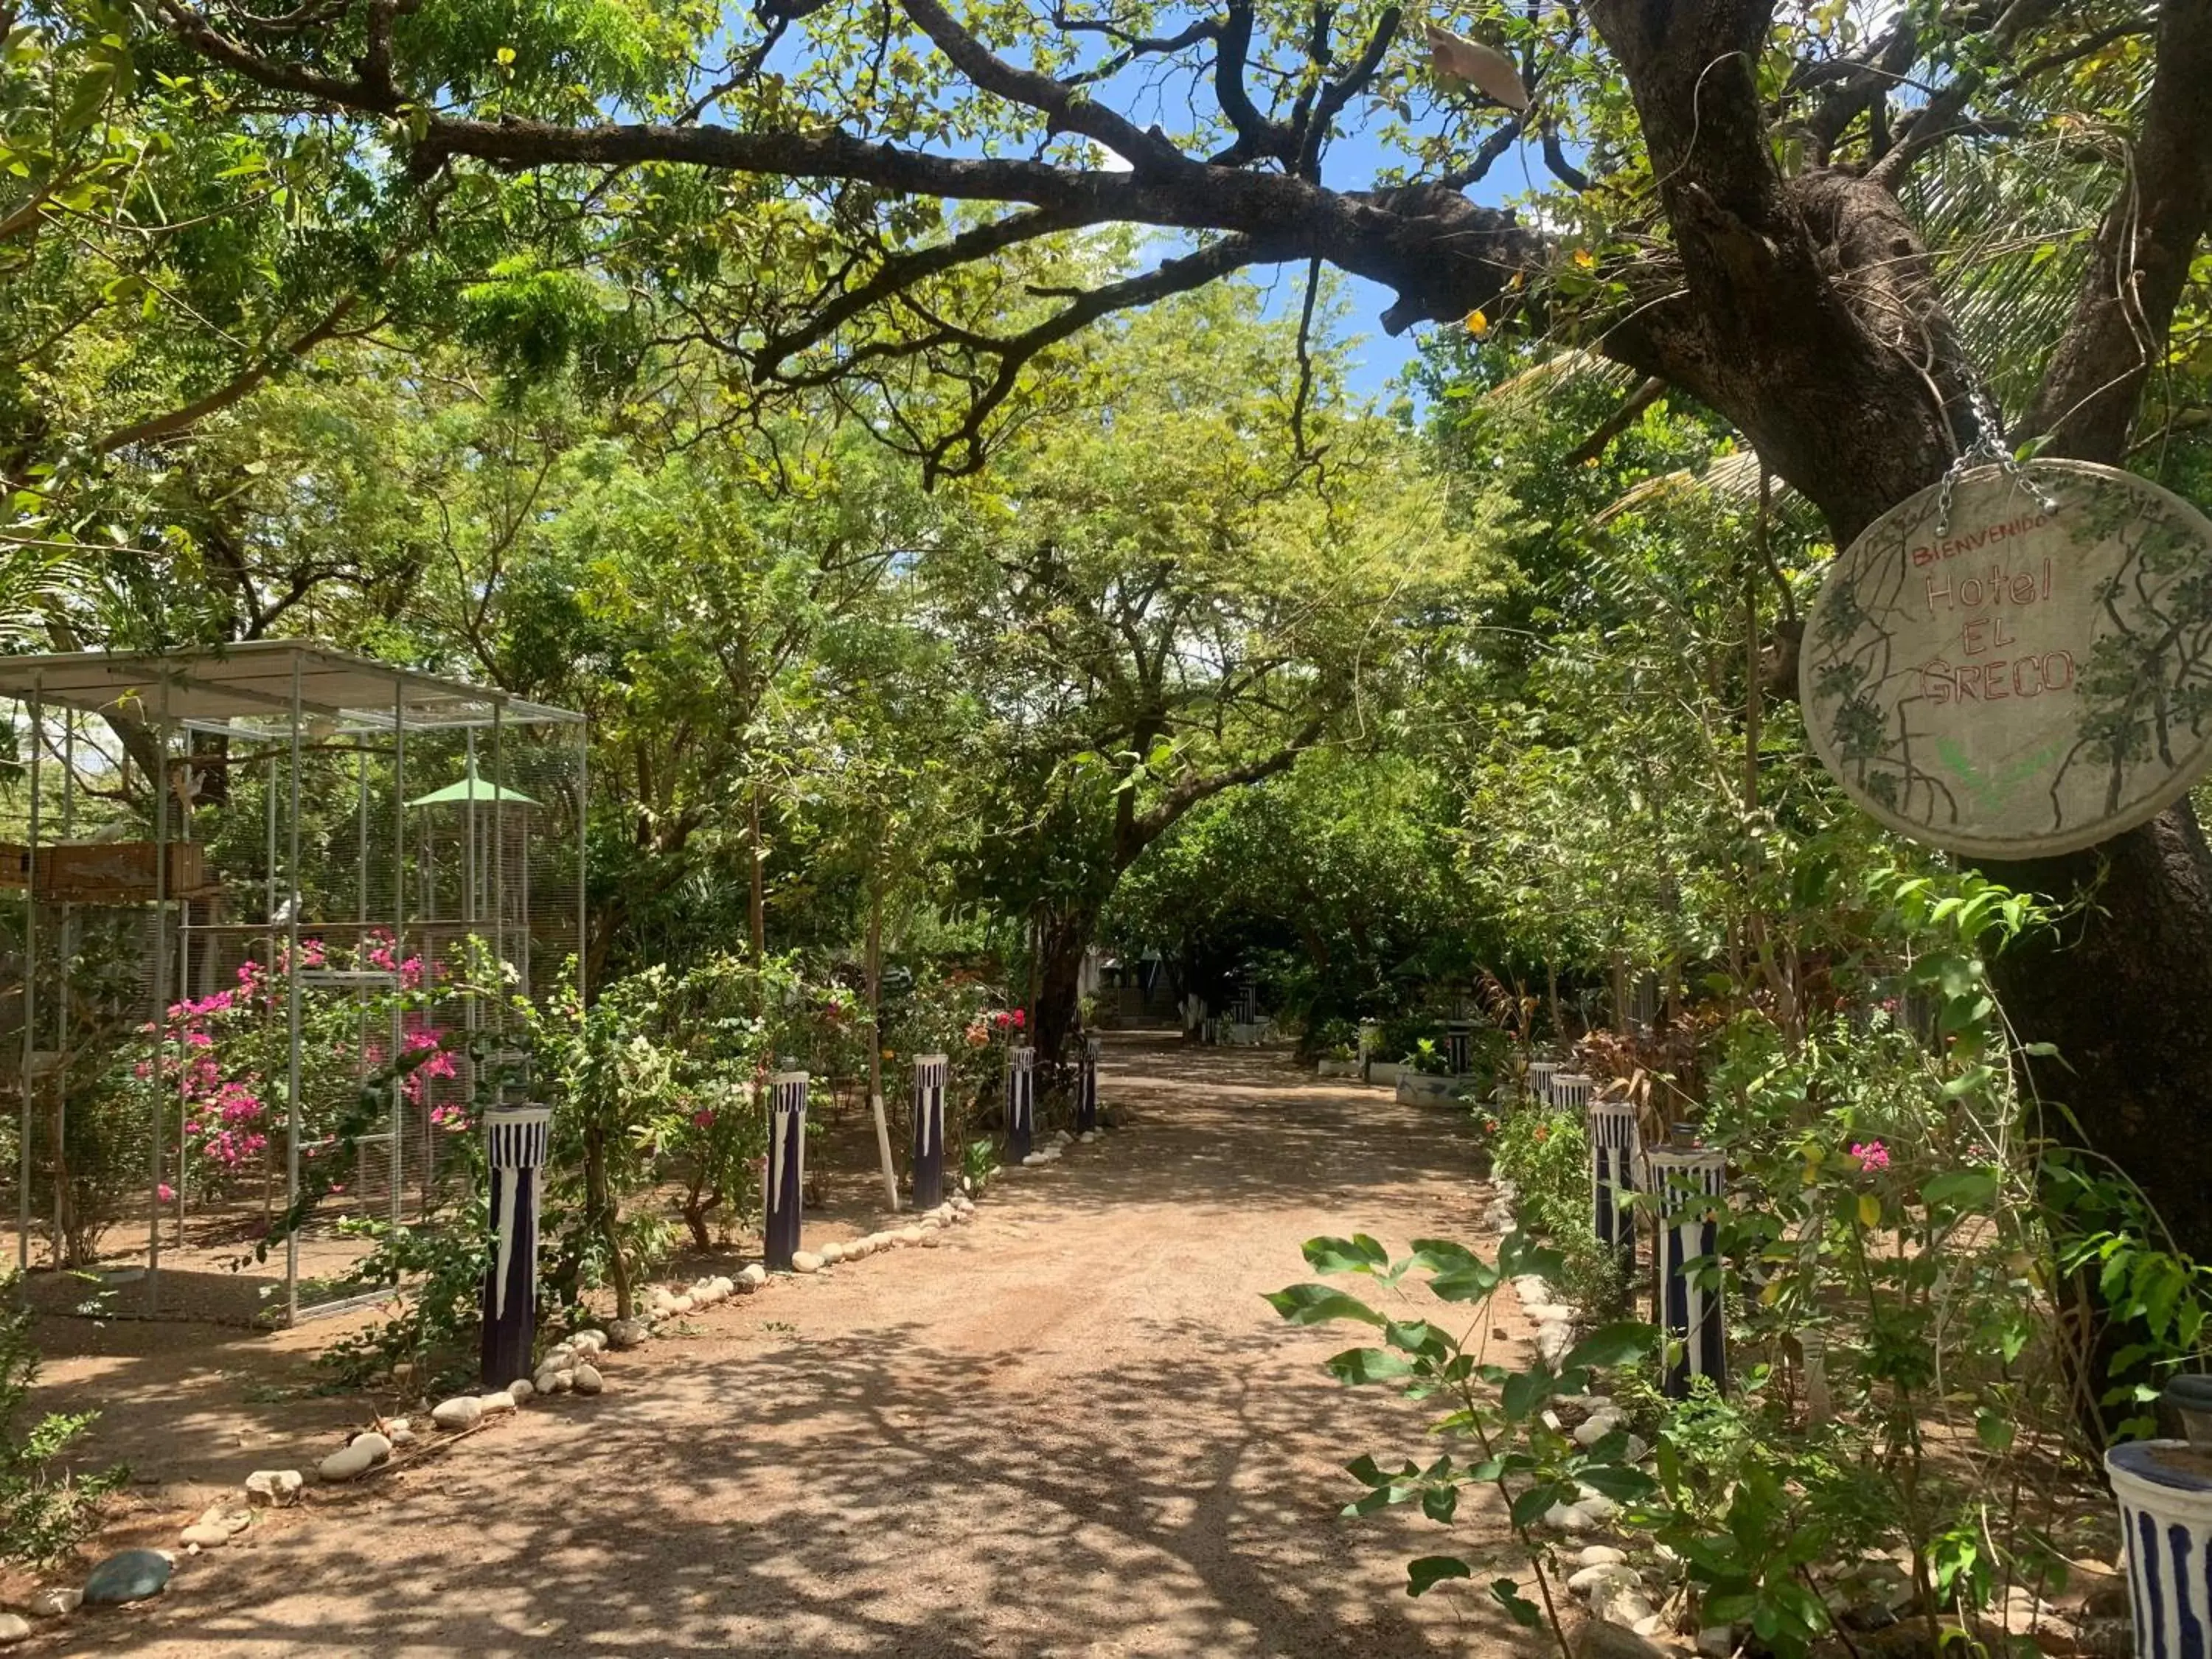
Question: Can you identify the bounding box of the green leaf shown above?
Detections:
[1265,1283,1384,1326]
[1422,1484,1460,1523]
[1501,1366,1555,1422]
[1974,1409,2017,1454]
[1304,1235,1390,1273]
[1410,1238,1482,1272]
[1326,1346,1416,1385]
[1562,1321,1656,1373]
[1408,1556,1472,1596]
[1576,1461,1659,1501]
[1510,1481,1574,1528]
[1922,1171,1998,1211]
[1428,1265,1501,1302]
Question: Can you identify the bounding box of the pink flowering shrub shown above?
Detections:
[152,935,458,1203]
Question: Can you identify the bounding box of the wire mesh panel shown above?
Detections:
[0,644,584,1326]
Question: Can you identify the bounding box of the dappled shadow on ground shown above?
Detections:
[42,1037,1534,1659]
[70,1311,1534,1658]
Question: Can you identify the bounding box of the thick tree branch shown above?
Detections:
[1124,712,1326,857]
[91,294,363,455]
[897,0,1185,170]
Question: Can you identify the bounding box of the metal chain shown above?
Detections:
[1935,374,2058,535]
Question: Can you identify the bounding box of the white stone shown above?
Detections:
[920,1232,942,1248]
[243,1470,302,1508]
[0,1613,29,1646]
[1576,1545,1629,1568]
[478,1391,516,1416]
[820,1242,846,1265]
[543,1345,577,1371]
[572,1363,604,1396]
[738,1264,768,1288]
[318,1442,378,1482]
[1079,1130,1097,1143]
[1571,1563,1643,1596]
[1038,1145,1063,1161]
[571,1329,608,1354]
[388,1423,417,1447]
[1022,1153,1048,1166]
[26,1586,80,1618]
[1574,1412,1627,1447]
[1632,1614,1671,1638]
[1543,1503,1593,1532]
[179,1520,234,1549]
[608,1318,651,1348]
[1592,1579,1655,1630]
[1697,1628,1736,1658]
[670,1293,695,1313]
[431,1396,485,1432]
[1525,1303,1573,1323]
[900,1227,925,1244]
[791,1251,824,1274]
[1537,1324,1575,1364]
[1574,1488,1621,1521]
[1623,1435,1650,1463]
[507,1379,535,1403]
[1053,1130,1074,1146]
[706,1276,735,1299]
[349,1430,393,1462]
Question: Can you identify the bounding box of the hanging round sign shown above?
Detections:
[1800,459,2212,858]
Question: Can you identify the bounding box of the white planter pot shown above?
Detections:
[2108,1440,2212,1659]
[1366,1062,1402,1086]
[1315,1059,1358,1078]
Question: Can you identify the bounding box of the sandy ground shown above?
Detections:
[29,1034,1541,1658]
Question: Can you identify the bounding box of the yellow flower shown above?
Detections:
[1573,248,1596,270]
[1464,308,1489,337]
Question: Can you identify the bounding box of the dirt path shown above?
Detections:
[44,1035,1533,1658]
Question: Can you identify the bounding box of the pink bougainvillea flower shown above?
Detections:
[157,1183,175,1203]
[693,1110,716,1130]
[1851,1140,1891,1170]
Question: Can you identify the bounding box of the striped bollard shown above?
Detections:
[1076,1037,1100,1134]
[2107,1443,2212,1659]
[1526,1060,1561,1105]
[1553,1072,1594,1114]
[765,1071,807,1271]
[1586,1097,1640,1275]
[1645,1143,1728,1398]
[911,1053,948,1209]
[1005,1046,1035,1161]
[481,1105,550,1389]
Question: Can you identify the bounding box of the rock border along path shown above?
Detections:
[35,1035,1536,1659]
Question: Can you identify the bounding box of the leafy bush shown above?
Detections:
[0,1272,125,1563]
[1269,1232,1655,1655]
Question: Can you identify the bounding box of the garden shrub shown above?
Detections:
[0,1272,124,1564]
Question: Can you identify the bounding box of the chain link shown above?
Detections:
[1934,375,2059,535]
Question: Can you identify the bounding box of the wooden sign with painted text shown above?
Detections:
[1801,461,2212,858]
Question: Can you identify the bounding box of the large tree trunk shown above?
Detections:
[1577,0,2212,1266]
[1032,905,1092,1068]
[1986,811,2212,1260]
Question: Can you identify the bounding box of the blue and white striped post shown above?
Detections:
[1076,1037,1100,1135]
[765,1071,807,1271]
[1586,1097,1640,1275]
[911,1053,948,1210]
[1004,1046,1035,1161]
[2107,1443,2212,1659]
[1526,1060,1561,1105]
[481,1105,550,1388]
[1645,1144,1728,1398]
